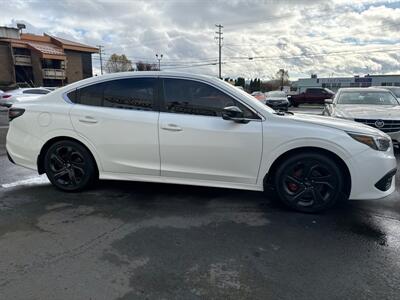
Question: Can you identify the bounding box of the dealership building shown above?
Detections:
[292,74,400,93]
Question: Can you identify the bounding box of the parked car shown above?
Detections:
[289,88,334,107]
[0,87,51,107]
[251,91,266,102]
[264,91,290,111]
[6,72,396,213]
[324,87,400,144]
[371,86,400,101]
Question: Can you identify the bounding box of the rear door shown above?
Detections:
[69,77,160,176]
[158,78,263,185]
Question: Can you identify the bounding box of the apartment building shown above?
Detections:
[0,26,98,89]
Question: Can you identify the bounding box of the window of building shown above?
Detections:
[103,78,155,111]
[163,78,257,118]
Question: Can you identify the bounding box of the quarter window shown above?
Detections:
[163,78,257,118]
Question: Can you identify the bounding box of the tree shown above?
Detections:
[234,77,245,89]
[105,54,133,73]
[275,69,289,90]
[136,61,158,71]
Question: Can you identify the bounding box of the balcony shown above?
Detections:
[42,68,66,80]
[14,55,32,66]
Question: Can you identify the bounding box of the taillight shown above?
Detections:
[8,108,25,122]
[1,94,11,99]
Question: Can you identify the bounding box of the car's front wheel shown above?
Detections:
[44,140,97,192]
[274,152,345,213]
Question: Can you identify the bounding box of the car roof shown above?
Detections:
[371,86,400,90]
[55,71,233,94]
[337,87,392,93]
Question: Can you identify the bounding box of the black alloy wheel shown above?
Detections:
[44,140,96,191]
[274,152,344,213]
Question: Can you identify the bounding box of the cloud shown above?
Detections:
[1,0,399,79]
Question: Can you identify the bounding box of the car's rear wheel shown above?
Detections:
[274,152,344,213]
[44,140,96,192]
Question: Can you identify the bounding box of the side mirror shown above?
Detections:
[222,106,248,123]
[324,99,333,105]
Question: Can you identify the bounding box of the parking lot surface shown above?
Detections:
[1,106,400,299]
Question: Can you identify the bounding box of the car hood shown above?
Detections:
[289,113,386,136]
[333,104,400,119]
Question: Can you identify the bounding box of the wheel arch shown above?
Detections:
[264,146,351,197]
[37,136,100,177]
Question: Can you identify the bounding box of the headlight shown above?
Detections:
[347,132,391,151]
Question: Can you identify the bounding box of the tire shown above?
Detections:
[292,102,299,108]
[274,152,344,213]
[44,140,97,192]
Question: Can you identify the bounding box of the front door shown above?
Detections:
[158,78,263,184]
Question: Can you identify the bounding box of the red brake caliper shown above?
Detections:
[288,169,302,192]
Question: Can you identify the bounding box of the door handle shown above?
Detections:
[161,123,182,132]
[78,116,98,124]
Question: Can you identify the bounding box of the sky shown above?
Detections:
[1,0,400,80]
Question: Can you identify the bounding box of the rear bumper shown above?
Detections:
[6,123,42,171]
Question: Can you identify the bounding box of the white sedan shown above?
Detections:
[0,87,51,107]
[324,87,400,144]
[6,72,397,213]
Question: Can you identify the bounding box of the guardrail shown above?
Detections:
[14,55,32,66]
[42,68,66,80]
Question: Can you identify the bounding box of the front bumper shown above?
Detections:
[348,147,397,200]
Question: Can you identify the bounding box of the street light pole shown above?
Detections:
[156,54,163,71]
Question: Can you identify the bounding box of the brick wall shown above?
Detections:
[0,41,15,86]
[30,51,43,86]
[65,50,83,84]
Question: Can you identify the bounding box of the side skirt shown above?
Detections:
[99,172,264,191]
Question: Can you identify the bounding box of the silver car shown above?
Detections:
[324,87,400,144]
[0,87,51,108]
[371,86,400,101]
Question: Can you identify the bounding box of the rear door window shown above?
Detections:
[103,78,156,111]
[69,78,157,110]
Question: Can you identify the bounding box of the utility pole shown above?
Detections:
[156,53,163,71]
[97,45,104,75]
[215,24,223,79]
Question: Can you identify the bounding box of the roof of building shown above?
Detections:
[0,32,98,60]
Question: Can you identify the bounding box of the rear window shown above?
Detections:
[23,89,49,95]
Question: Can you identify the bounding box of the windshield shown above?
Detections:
[384,87,400,98]
[267,91,286,97]
[337,91,399,105]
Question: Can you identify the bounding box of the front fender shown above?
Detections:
[256,137,354,187]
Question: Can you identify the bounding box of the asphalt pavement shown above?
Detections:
[1,106,400,299]
[0,107,7,123]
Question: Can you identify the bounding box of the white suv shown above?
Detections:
[6,72,397,212]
